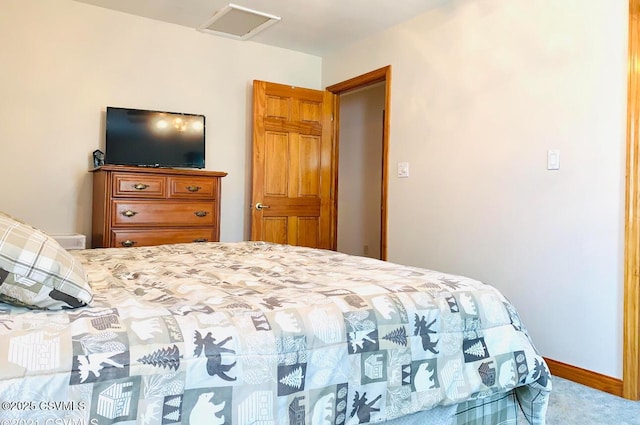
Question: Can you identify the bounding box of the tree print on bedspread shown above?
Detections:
[137,345,180,371]
[161,394,183,424]
[381,327,408,347]
[278,363,307,396]
[462,337,490,363]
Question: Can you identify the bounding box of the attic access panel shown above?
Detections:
[198,3,281,40]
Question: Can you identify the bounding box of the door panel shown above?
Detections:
[264,133,289,196]
[297,217,319,248]
[251,81,334,249]
[266,95,290,119]
[299,135,321,196]
[300,100,321,122]
[264,218,287,245]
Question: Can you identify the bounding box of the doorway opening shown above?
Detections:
[327,66,391,260]
[336,83,385,259]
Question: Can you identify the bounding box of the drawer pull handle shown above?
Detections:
[133,183,149,190]
[194,211,209,217]
[193,238,209,243]
[121,210,138,218]
[187,185,202,192]
[120,240,137,248]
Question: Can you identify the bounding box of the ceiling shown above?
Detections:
[73,0,447,56]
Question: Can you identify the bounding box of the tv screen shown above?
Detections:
[105,107,205,169]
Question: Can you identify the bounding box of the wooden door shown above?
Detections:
[251,81,335,249]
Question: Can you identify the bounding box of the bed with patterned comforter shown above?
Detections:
[0,242,550,424]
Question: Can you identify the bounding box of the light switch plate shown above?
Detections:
[547,150,560,170]
[398,162,409,178]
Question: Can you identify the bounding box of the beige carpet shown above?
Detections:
[518,376,640,424]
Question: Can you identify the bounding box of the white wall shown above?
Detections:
[0,0,321,243]
[1,0,627,380]
[323,0,628,378]
[337,84,385,258]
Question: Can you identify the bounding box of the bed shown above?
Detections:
[0,214,550,425]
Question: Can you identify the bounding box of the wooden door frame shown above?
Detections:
[326,66,391,260]
[624,0,640,401]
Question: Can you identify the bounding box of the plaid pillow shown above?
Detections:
[0,212,92,309]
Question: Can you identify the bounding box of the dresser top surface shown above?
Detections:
[91,165,227,178]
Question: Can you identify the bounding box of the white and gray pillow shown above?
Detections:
[0,211,92,309]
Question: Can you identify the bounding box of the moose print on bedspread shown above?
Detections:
[193,330,237,381]
[0,241,551,425]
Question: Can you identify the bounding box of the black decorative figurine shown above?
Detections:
[93,149,104,168]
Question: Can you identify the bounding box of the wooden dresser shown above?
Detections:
[91,165,227,248]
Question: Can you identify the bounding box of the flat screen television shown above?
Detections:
[105,106,205,169]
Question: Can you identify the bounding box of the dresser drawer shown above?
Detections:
[113,174,166,198]
[112,201,216,227]
[111,228,215,248]
[169,176,217,199]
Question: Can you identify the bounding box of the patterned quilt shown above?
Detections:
[0,242,551,424]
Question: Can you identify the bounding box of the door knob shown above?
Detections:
[255,202,271,210]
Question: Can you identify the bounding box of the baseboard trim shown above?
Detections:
[544,357,623,397]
